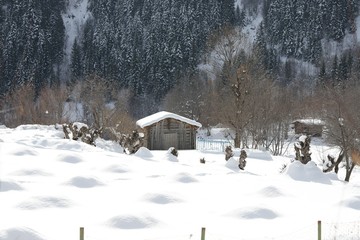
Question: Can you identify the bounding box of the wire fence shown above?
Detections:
[322,220,360,240]
[78,220,360,240]
[196,138,234,152]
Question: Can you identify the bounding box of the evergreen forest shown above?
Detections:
[1,0,360,121]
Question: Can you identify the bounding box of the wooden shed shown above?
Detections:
[292,119,325,137]
[136,111,202,150]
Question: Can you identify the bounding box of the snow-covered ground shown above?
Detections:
[0,125,360,240]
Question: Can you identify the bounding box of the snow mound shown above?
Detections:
[174,173,198,183]
[54,140,96,152]
[260,186,284,198]
[67,176,103,188]
[230,207,279,219]
[340,196,360,210]
[11,169,52,176]
[143,193,183,204]
[15,125,47,131]
[17,196,71,210]
[225,157,239,171]
[284,161,332,184]
[246,149,273,161]
[94,139,124,153]
[57,154,82,164]
[164,148,179,162]
[134,147,153,158]
[0,180,23,192]
[105,165,130,173]
[108,214,159,229]
[11,147,38,156]
[0,228,45,240]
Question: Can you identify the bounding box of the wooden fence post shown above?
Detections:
[201,227,206,240]
[80,227,84,240]
[318,221,321,240]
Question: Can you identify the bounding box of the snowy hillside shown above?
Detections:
[1,125,360,240]
[60,0,91,80]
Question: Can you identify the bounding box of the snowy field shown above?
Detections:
[1,125,360,240]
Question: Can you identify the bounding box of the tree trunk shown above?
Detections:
[334,151,344,174]
[234,130,241,148]
[344,152,356,182]
[345,163,355,182]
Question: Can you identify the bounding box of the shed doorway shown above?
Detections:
[162,133,178,149]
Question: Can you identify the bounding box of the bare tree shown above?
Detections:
[225,65,254,147]
[77,74,135,134]
[320,86,360,182]
[163,75,207,123]
[37,86,69,124]
[2,84,69,127]
[3,84,36,126]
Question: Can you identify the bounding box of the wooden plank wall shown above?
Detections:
[145,118,197,150]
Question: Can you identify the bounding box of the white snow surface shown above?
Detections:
[1,125,360,240]
[136,111,202,128]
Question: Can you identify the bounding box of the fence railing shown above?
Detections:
[196,138,234,152]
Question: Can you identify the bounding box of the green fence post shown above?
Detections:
[80,227,84,240]
[201,227,206,240]
[318,221,321,240]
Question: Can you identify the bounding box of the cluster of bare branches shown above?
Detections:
[165,28,293,155]
[315,84,360,181]
[1,84,68,127]
[1,74,136,138]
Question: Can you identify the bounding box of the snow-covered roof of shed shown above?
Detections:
[293,118,325,125]
[136,111,202,128]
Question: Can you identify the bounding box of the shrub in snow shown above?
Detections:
[62,122,101,146]
[225,146,234,161]
[323,152,344,173]
[165,147,179,162]
[200,157,205,164]
[239,150,247,170]
[294,135,311,164]
[119,130,144,154]
[168,147,178,157]
[225,150,247,171]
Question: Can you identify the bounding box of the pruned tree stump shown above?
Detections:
[294,135,311,164]
[239,149,247,170]
[225,145,234,161]
[63,122,102,146]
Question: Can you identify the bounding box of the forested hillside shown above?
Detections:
[263,0,358,63]
[77,0,236,115]
[0,0,65,95]
[0,0,360,119]
[0,0,237,116]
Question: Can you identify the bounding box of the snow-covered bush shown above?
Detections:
[294,135,311,164]
[165,147,179,162]
[168,147,178,157]
[119,130,144,154]
[239,150,247,170]
[62,122,101,146]
[225,146,234,161]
